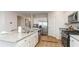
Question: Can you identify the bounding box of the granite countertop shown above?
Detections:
[0,29,38,43]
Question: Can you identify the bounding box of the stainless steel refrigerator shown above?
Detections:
[38,21,48,35]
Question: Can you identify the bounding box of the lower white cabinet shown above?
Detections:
[70,37,79,47]
[16,32,38,47]
[70,37,74,47]
[16,38,29,47]
[0,30,38,47]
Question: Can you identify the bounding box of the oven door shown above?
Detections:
[61,31,70,47]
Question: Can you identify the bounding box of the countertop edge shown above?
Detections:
[0,30,38,43]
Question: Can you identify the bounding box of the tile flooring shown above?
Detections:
[36,36,63,47]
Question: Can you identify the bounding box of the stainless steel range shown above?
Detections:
[60,28,79,47]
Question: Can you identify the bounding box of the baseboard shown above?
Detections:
[48,35,57,39]
[35,39,40,47]
[48,35,61,40]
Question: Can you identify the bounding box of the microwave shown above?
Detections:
[68,12,79,23]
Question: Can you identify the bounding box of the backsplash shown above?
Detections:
[71,23,79,30]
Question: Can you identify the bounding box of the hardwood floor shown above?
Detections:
[36,36,63,47]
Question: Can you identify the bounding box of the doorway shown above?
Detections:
[17,16,21,27]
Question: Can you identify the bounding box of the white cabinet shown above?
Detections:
[70,37,74,47]
[70,36,79,47]
[16,38,29,47]
[0,30,38,47]
[16,32,38,47]
[28,32,38,47]
[73,39,79,47]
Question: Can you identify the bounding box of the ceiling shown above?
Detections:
[15,11,49,16]
[15,11,49,13]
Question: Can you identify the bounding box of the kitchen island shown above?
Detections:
[0,29,38,47]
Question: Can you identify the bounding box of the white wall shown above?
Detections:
[48,12,55,37]
[48,11,64,39]
[0,11,17,32]
[48,11,75,39]
[0,12,5,32]
[55,12,64,39]
[0,11,32,32]
[4,12,17,32]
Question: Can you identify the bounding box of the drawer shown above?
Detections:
[16,39,26,47]
[16,38,29,47]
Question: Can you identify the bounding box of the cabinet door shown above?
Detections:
[16,39,26,47]
[29,32,38,47]
[16,32,38,47]
[24,38,30,47]
[70,37,79,47]
[34,32,38,46]
[70,37,74,47]
[73,39,79,47]
[28,34,36,47]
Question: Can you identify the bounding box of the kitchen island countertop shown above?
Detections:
[0,29,38,43]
